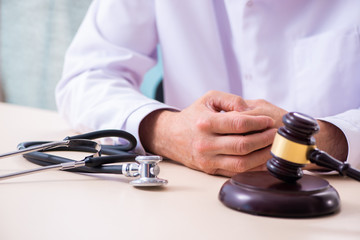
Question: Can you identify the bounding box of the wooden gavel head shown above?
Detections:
[267,112,320,182]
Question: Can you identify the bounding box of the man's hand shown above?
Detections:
[139,91,276,177]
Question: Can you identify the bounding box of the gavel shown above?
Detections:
[267,112,360,183]
[219,112,360,218]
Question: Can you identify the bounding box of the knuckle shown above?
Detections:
[203,165,217,175]
[193,141,206,154]
[256,99,268,105]
[195,117,211,131]
[230,96,247,111]
[206,168,217,175]
[202,166,215,175]
[232,139,250,154]
[231,117,248,132]
[204,90,218,98]
[197,157,216,175]
[233,96,246,106]
[207,90,217,95]
[193,139,210,154]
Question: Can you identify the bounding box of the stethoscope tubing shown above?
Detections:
[0,130,168,187]
[16,129,139,175]
[22,151,138,174]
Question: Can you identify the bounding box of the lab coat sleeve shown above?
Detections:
[319,109,360,169]
[55,0,177,154]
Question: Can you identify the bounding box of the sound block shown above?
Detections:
[219,171,340,218]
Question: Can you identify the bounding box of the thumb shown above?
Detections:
[202,90,249,112]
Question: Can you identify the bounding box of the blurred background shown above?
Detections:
[0,0,162,110]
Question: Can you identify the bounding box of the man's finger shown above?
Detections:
[202,91,249,112]
[212,128,277,155]
[203,112,274,134]
[212,146,272,173]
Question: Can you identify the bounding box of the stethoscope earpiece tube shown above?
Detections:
[65,129,137,152]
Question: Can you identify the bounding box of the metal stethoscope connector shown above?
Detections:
[122,156,168,187]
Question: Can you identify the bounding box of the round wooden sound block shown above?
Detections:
[219,171,340,218]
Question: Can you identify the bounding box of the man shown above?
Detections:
[56,0,359,176]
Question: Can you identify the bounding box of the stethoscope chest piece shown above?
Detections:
[127,156,168,187]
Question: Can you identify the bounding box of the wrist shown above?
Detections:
[315,120,348,162]
[139,109,178,156]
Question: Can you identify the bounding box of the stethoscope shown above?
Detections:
[0,130,168,187]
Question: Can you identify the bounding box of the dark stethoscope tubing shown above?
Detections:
[18,130,140,175]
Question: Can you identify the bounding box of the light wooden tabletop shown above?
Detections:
[0,103,359,240]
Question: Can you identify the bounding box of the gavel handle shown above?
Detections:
[346,168,360,181]
[309,149,360,181]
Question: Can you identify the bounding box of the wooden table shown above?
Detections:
[0,103,359,240]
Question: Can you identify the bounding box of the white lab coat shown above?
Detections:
[56,0,360,167]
